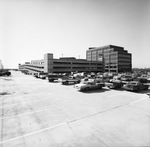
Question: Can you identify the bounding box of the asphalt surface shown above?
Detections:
[0,71,150,147]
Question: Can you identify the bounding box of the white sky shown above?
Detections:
[0,0,150,68]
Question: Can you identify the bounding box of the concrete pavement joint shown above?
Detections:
[129,97,148,104]
[0,106,15,118]
[67,104,129,123]
[0,122,67,144]
[66,97,149,125]
[67,99,144,124]
[66,121,82,146]
[1,99,145,144]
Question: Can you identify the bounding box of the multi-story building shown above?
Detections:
[86,45,132,73]
[19,53,103,75]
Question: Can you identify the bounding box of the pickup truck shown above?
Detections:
[62,76,80,85]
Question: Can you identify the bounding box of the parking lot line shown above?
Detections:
[0,122,67,144]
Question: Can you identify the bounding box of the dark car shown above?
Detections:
[107,79,124,89]
[0,70,11,76]
[121,75,133,81]
[123,81,149,92]
[62,76,81,85]
[48,74,64,82]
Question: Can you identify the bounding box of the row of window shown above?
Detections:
[118,57,131,61]
[53,67,102,70]
[26,67,40,72]
[88,54,131,60]
[118,54,131,58]
[53,65,102,69]
[27,65,44,69]
[53,61,101,66]
[87,51,131,58]
[105,66,117,69]
[53,62,71,64]
[31,62,44,65]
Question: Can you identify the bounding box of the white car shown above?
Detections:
[80,77,94,84]
[74,81,105,91]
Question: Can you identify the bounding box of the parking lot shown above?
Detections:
[0,71,150,147]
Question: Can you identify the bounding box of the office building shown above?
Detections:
[86,45,132,73]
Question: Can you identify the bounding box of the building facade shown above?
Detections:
[19,53,103,75]
[86,45,132,73]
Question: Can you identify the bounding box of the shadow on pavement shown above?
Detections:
[0,92,11,96]
[138,89,150,96]
[80,88,110,94]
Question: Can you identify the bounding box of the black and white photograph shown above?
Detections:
[0,0,150,146]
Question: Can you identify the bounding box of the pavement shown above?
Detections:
[0,71,150,147]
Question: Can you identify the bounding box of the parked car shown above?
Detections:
[0,70,11,76]
[94,77,104,83]
[137,77,148,83]
[48,74,64,82]
[137,74,150,83]
[33,73,39,78]
[141,74,149,79]
[121,75,133,81]
[112,75,121,80]
[39,72,48,79]
[106,79,124,89]
[123,81,149,92]
[62,76,80,85]
[74,81,105,91]
[81,77,94,84]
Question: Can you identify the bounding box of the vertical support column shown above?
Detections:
[44,53,53,73]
